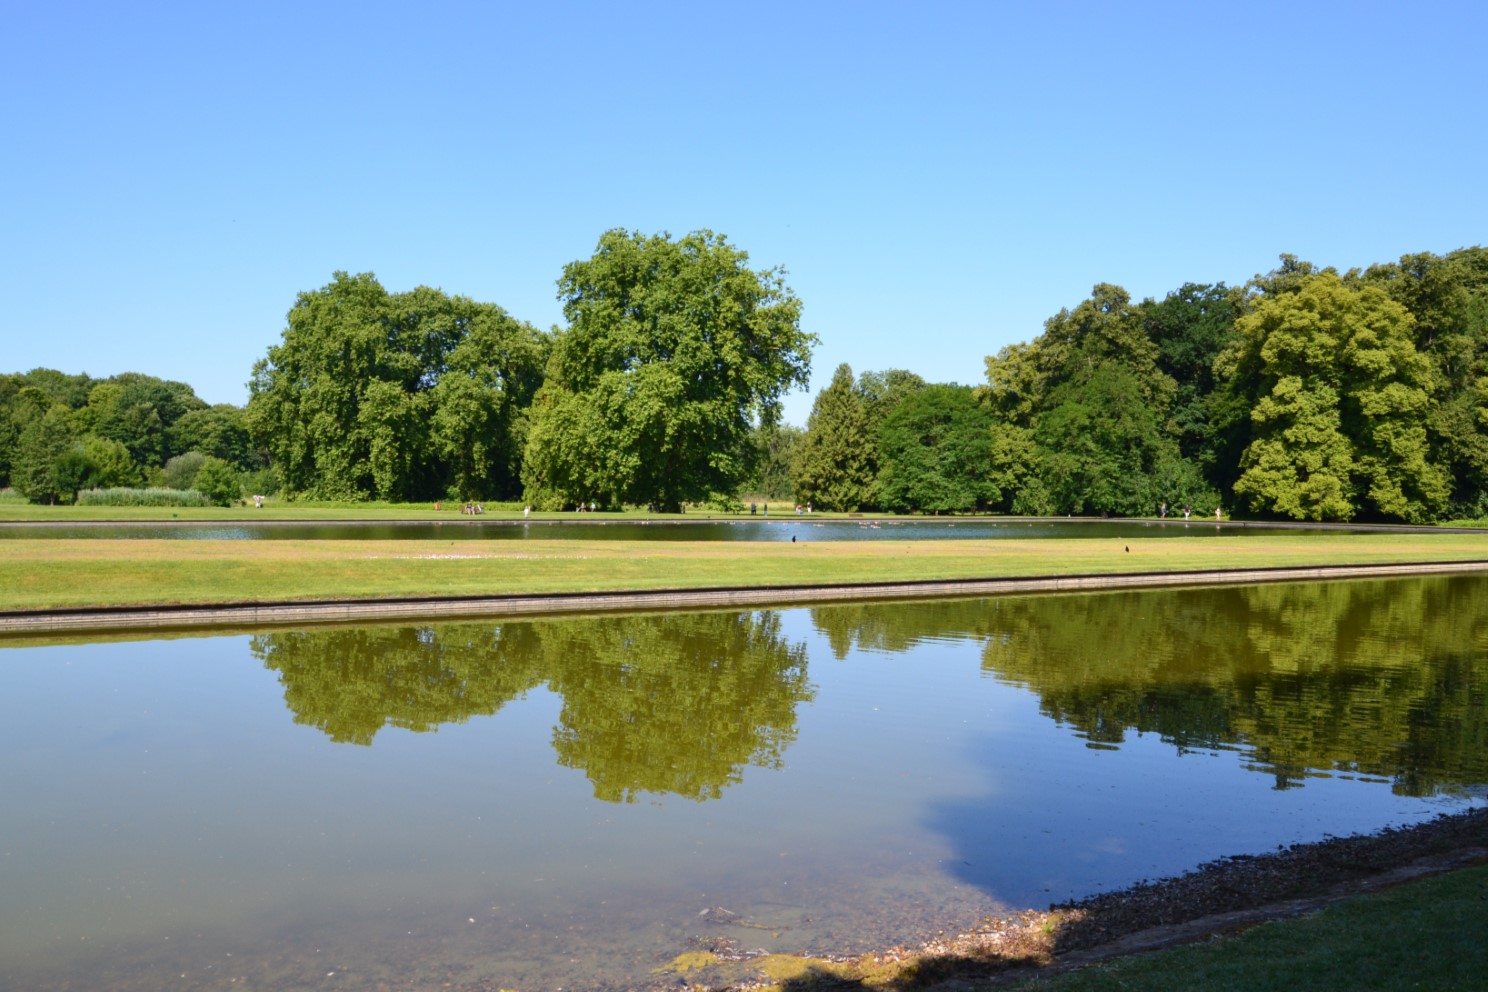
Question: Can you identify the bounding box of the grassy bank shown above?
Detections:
[2,533,1487,611]
[1003,863,1488,992]
[652,809,1488,991]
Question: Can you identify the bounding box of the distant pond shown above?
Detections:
[0,517,1395,542]
[2,574,1484,991]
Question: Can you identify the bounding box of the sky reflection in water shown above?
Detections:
[0,517,1372,542]
[1,575,1484,991]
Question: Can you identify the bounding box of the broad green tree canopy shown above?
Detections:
[876,383,996,514]
[247,274,548,501]
[523,230,813,511]
[1221,272,1448,522]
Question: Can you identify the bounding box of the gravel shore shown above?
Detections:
[620,806,1488,991]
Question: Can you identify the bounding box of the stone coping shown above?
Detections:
[3,560,1486,636]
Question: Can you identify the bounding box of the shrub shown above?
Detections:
[159,451,208,491]
[46,436,143,503]
[194,457,243,506]
[240,465,282,500]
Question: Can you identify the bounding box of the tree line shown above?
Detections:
[794,248,1488,522]
[0,368,266,505]
[3,235,1485,522]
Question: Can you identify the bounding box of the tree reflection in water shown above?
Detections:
[251,575,1488,804]
[251,610,813,802]
[811,575,1488,797]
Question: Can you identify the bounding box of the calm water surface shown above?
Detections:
[0,518,1370,541]
[2,575,1485,991]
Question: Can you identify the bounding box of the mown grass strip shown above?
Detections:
[2,534,1486,611]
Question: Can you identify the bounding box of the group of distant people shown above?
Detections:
[433,501,484,514]
[1159,501,1222,521]
[747,502,809,515]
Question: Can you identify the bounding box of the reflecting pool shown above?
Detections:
[2,575,1484,991]
[0,517,1390,542]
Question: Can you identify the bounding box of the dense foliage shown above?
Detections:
[522,229,814,511]
[247,273,548,502]
[789,247,1488,522]
[6,242,1486,521]
[792,363,877,511]
[0,368,259,504]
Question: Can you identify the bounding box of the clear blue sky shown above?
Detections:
[4,0,1484,426]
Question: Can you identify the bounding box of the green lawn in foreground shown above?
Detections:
[1003,864,1488,992]
[2,533,1486,611]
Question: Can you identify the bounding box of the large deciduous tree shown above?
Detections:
[170,404,257,470]
[247,273,547,501]
[55,436,142,495]
[522,230,813,511]
[1142,282,1241,480]
[1035,363,1186,516]
[1220,272,1448,522]
[82,374,205,468]
[1363,247,1488,515]
[876,384,996,514]
[981,283,1202,516]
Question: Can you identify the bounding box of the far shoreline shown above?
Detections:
[3,510,1486,536]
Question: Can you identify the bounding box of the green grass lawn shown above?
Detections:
[2,532,1487,611]
[1002,864,1488,992]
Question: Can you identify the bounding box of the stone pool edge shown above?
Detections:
[5,559,1488,636]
